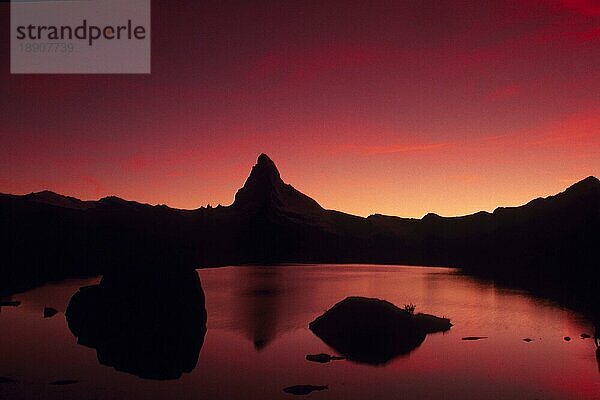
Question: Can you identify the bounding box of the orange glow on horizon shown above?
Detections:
[1,1,599,218]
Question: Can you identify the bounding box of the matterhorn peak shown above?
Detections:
[231,154,323,216]
[253,153,281,180]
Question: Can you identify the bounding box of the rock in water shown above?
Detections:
[462,337,488,341]
[305,353,344,363]
[65,269,207,380]
[283,385,328,395]
[309,297,451,365]
[44,307,58,318]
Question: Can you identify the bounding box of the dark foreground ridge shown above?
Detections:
[1,154,599,317]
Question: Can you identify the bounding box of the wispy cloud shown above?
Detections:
[558,0,600,16]
[358,142,451,155]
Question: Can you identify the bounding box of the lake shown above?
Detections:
[0,265,598,399]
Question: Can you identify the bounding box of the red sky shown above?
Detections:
[1,0,599,217]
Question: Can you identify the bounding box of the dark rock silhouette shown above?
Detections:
[43,307,58,318]
[49,380,78,385]
[462,337,488,341]
[305,353,344,363]
[580,333,591,339]
[65,268,207,380]
[523,338,533,342]
[0,300,21,307]
[1,154,598,319]
[283,385,328,395]
[564,336,571,341]
[309,297,451,365]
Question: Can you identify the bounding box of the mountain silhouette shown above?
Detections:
[233,153,324,218]
[1,154,598,316]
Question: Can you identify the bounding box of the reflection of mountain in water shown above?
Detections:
[65,269,207,380]
[202,266,319,351]
[235,268,283,350]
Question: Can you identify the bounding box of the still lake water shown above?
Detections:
[0,265,598,399]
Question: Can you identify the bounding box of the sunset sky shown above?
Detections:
[1,0,599,218]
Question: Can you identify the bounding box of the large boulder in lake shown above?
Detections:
[66,269,207,380]
[309,297,451,365]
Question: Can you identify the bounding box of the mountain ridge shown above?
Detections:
[1,154,599,319]
[8,155,598,221]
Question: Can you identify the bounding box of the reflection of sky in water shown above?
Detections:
[0,265,598,400]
